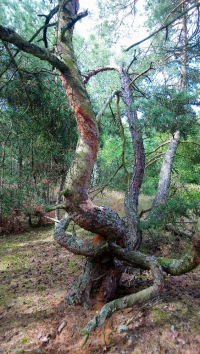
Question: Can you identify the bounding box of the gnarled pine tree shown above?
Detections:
[0,0,199,341]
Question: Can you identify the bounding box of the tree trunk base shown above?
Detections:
[65,257,124,309]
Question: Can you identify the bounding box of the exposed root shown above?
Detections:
[80,232,200,344]
[80,259,164,342]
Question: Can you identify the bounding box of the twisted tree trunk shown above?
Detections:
[1,0,200,342]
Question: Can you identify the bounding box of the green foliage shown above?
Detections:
[0,46,77,215]
[140,88,197,138]
[141,187,200,234]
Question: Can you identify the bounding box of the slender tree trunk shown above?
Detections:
[119,63,145,250]
[147,11,187,218]
[151,130,180,208]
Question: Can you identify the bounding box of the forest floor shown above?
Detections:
[0,191,200,354]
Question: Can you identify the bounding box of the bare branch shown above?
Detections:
[96,90,119,122]
[29,22,57,46]
[145,157,163,168]
[91,165,123,200]
[126,2,200,51]
[128,63,153,88]
[83,66,119,84]
[180,141,200,147]
[61,10,88,40]
[38,4,59,47]
[145,140,170,157]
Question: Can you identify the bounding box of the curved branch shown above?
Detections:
[128,63,154,88]
[83,66,119,84]
[38,4,59,47]
[111,235,200,275]
[53,214,110,257]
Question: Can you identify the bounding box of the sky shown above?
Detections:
[76,0,148,49]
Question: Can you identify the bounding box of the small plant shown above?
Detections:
[20,337,28,345]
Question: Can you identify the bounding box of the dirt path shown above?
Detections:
[0,224,200,354]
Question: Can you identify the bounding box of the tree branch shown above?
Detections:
[126,2,200,51]
[83,66,119,84]
[38,4,59,47]
[29,22,57,46]
[96,90,119,122]
[3,41,33,110]
[61,10,88,40]
[128,63,154,88]
[53,214,110,257]
[180,141,200,147]
[146,140,170,157]
[0,25,67,71]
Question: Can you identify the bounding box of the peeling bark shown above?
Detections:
[54,1,127,240]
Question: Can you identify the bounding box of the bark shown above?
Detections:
[80,232,200,341]
[80,257,164,339]
[54,1,127,241]
[54,213,126,307]
[90,161,98,192]
[66,257,124,309]
[151,130,180,209]
[119,63,145,250]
